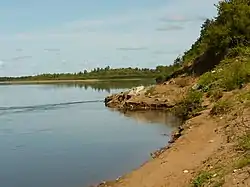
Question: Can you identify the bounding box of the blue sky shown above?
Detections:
[0,0,219,76]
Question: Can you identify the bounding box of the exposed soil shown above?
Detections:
[99,77,250,187]
[105,77,196,111]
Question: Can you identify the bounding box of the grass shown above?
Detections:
[192,171,212,187]
[238,134,250,152]
[234,134,250,169]
[236,91,250,107]
[210,100,232,116]
[234,156,250,169]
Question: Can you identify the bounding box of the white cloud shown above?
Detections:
[0,60,4,67]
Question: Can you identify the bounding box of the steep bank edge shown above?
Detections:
[98,80,250,187]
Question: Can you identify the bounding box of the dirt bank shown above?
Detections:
[99,77,250,187]
[104,77,196,111]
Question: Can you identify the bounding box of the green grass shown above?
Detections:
[192,171,212,187]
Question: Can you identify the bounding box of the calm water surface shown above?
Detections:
[0,82,179,187]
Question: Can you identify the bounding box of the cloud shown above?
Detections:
[16,48,23,52]
[159,15,209,23]
[153,50,182,55]
[0,60,4,67]
[6,56,33,62]
[156,25,184,31]
[122,56,130,60]
[44,48,61,52]
[116,47,148,51]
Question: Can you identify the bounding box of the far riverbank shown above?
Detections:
[0,78,154,85]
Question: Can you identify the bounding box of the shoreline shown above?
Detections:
[97,77,250,187]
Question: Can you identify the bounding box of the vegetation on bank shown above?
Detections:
[1,1,249,86]
[156,0,250,84]
[0,67,167,82]
[163,0,250,117]
[172,90,203,120]
[165,1,250,185]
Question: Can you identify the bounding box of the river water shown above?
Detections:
[0,81,180,187]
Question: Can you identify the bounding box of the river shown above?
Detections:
[0,81,180,187]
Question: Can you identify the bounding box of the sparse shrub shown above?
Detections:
[186,90,203,104]
[198,71,218,89]
[173,90,203,119]
[238,134,250,152]
[219,60,250,91]
[234,156,250,169]
[207,89,223,102]
[212,179,225,187]
[233,134,250,169]
[210,100,232,115]
[175,78,189,87]
[145,86,156,96]
[236,91,250,107]
[155,74,166,84]
[192,171,212,187]
[198,57,250,92]
[227,46,250,59]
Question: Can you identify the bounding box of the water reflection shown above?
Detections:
[0,84,177,187]
[113,109,182,128]
[52,79,154,93]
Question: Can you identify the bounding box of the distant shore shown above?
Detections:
[0,78,151,85]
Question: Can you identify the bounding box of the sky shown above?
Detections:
[0,0,219,76]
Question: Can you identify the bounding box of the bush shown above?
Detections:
[198,56,250,92]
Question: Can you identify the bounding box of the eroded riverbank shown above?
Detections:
[98,76,250,187]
